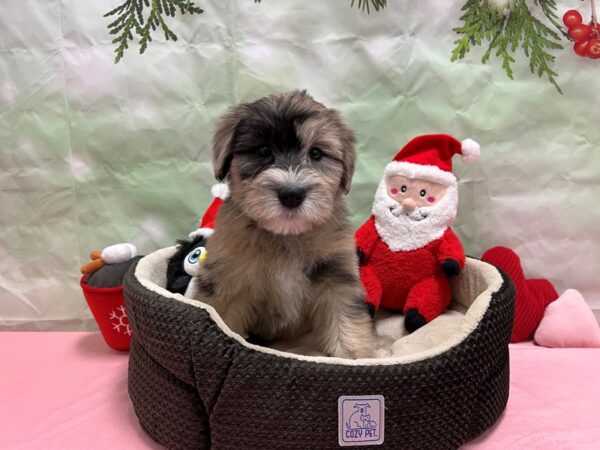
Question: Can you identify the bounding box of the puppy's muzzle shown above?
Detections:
[277,186,306,209]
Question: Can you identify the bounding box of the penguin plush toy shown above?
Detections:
[166,235,208,296]
[167,182,228,296]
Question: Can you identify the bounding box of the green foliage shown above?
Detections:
[107,0,387,63]
[105,0,204,63]
[256,0,387,13]
[105,0,566,95]
[451,0,564,94]
[350,0,388,14]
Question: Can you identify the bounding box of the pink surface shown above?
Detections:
[0,332,161,450]
[463,342,600,449]
[1,333,600,449]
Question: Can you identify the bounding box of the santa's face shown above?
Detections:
[372,173,458,252]
[385,175,448,221]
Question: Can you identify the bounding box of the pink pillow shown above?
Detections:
[534,289,600,348]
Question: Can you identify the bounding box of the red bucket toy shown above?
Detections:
[80,276,132,351]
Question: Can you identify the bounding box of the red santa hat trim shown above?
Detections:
[384,134,480,186]
[189,183,228,239]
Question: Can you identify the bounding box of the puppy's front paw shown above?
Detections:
[374,346,393,358]
[328,342,375,359]
[349,347,376,359]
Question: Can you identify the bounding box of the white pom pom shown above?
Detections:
[211,182,230,199]
[101,243,137,264]
[461,138,480,164]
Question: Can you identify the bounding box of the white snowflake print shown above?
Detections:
[109,305,132,336]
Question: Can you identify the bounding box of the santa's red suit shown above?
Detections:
[356,134,480,328]
[357,216,465,322]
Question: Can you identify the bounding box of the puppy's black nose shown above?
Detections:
[277,187,306,209]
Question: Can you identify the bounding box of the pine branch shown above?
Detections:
[105,0,203,63]
[350,0,388,14]
[537,0,569,39]
[452,0,564,94]
[256,0,387,14]
[109,0,387,62]
[517,0,563,93]
[451,0,506,63]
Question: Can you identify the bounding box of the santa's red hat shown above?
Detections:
[189,183,229,239]
[385,134,480,186]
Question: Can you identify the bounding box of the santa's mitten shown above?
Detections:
[441,258,461,277]
[359,265,382,316]
[481,246,557,342]
[405,309,426,333]
[356,248,366,264]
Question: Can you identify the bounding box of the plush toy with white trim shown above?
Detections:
[166,183,229,296]
[189,182,229,240]
[356,134,480,333]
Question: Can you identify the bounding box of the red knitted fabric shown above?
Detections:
[356,217,464,323]
[481,246,558,342]
[527,279,559,308]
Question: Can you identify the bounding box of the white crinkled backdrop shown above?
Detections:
[0,0,599,330]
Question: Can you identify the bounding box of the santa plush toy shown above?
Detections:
[356,134,480,332]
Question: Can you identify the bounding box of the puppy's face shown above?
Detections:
[212,90,356,235]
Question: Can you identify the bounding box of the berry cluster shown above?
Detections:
[563,8,600,59]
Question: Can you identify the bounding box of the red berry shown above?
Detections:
[574,40,590,57]
[585,38,600,58]
[569,24,593,42]
[563,10,583,28]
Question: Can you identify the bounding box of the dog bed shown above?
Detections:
[123,247,515,450]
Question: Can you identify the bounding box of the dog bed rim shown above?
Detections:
[134,246,504,366]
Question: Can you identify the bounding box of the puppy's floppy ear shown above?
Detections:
[338,124,357,195]
[322,107,356,195]
[212,105,247,181]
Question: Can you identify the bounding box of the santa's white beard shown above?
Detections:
[372,179,458,252]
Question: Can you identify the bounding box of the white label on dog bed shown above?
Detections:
[338,395,384,446]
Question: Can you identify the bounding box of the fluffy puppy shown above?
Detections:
[189,90,375,358]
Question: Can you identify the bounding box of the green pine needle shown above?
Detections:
[109,0,387,62]
[106,0,564,94]
[105,0,203,63]
[256,0,387,14]
[350,0,388,14]
[451,0,564,94]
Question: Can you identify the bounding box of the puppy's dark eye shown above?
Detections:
[309,147,323,161]
[257,146,271,158]
[420,189,427,197]
[401,185,408,193]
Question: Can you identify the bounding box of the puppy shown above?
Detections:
[189,90,375,358]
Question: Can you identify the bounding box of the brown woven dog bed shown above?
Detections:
[123,247,514,450]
